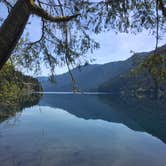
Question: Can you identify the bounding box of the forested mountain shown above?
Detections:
[99,45,166,99]
[0,63,43,111]
[38,58,133,92]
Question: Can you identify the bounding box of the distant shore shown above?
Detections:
[34,92,112,95]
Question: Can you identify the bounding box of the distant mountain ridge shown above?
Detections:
[38,44,166,93]
[38,60,132,92]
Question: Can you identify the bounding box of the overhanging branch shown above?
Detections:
[29,1,80,22]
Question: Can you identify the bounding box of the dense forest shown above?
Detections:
[0,63,42,112]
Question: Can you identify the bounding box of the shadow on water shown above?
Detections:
[0,93,42,123]
[39,93,166,144]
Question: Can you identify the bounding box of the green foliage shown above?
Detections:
[128,53,166,99]
[0,63,43,109]
[133,54,166,82]
[99,49,166,99]
[142,54,166,81]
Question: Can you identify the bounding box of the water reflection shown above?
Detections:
[0,93,41,124]
[39,94,166,143]
[0,106,166,166]
[0,94,166,166]
[100,96,166,144]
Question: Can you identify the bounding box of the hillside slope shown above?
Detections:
[39,59,133,92]
[99,45,166,98]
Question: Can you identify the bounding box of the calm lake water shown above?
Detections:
[0,93,166,166]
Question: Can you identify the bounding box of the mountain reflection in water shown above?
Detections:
[39,93,166,143]
[0,93,166,166]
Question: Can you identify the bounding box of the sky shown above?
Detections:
[0,2,166,76]
[26,16,166,76]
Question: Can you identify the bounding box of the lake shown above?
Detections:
[0,93,166,166]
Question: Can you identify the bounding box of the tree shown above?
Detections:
[131,44,166,99]
[0,0,166,73]
[0,0,81,70]
[140,54,166,99]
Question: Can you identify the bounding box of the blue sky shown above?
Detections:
[26,15,166,76]
[1,3,166,76]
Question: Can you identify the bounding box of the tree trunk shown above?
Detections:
[0,0,31,70]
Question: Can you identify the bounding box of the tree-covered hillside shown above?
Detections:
[0,63,43,111]
[99,45,166,99]
[38,60,132,92]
